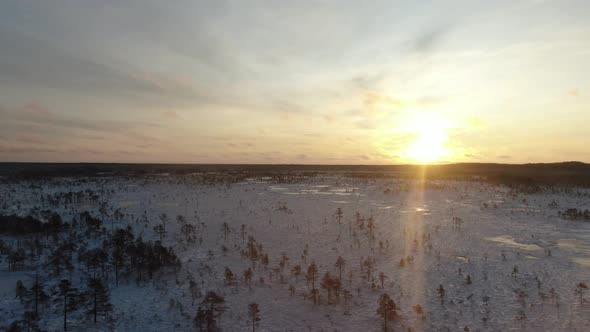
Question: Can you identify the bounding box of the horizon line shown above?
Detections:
[0,161,588,167]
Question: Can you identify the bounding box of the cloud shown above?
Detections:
[363,91,403,109]
[0,24,231,110]
[2,106,135,134]
[0,103,163,155]
[350,73,386,90]
[273,99,307,115]
[115,150,145,157]
[21,101,51,115]
[17,135,43,144]
[162,110,179,119]
[17,102,158,134]
[414,96,446,106]
[0,146,58,154]
[0,27,157,97]
[123,131,161,144]
[466,116,485,129]
[404,24,451,55]
[497,155,512,159]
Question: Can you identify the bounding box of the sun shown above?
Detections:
[399,112,454,163]
[402,130,450,163]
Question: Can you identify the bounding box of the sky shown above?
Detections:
[0,0,589,164]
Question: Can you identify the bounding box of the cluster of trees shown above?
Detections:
[41,189,101,207]
[0,212,65,236]
[559,208,590,221]
[191,291,262,332]
[1,206,182,331]
[110,227,181,284]
[10,275,112,331]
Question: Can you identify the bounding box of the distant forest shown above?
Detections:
[1,161,590,187]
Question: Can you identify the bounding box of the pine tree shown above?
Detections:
[240,224,246,244]
[8,248,26,271]
[159,213,169,227]
[306,262,318,289]
[291,265,301,282]
[437,284,446,304]
[378,272,387,288]
[23,310,40,331]
[5,321,22,332]
[224,267,236,286]
[244,268,253,287]
[321,272,334,304]
[306,262,319,304]
[112,248,125,286]
[181,223,197,244]
[15,280,27,303]
[575,282,588,304]
[343,289,353,312]
[200,291,225,329]
[53,279,80,332]
[222,222,231,241]
[260,253,269,269]
[193,306,207,331]
[85,277,112,323]
[153,224,167,241]
[377,293,399,332]
[188,276,200,306]
[26,273,49,317]
[248,302,261,332]
[334,208,344,239]
[112,227,134,286]
[334,208,343,225]
[335,256,346,281]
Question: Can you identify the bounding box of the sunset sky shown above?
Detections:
[1,0,589,164]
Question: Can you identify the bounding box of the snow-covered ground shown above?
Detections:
[1,175,590,331]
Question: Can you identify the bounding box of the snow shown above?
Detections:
[1,175,590,331]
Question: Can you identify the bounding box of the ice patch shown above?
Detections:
[557,239,590,254]
[572,257,590,267]
[378,206,394,209]
[119,200,139,208]
[329,188,348,192]
[484,235,543,251]
[158,202,178,207]
[400,207,430,214]
[454,256,469,262]
[269,186,288,191]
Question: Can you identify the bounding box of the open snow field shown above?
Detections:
[1,174,590,331]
